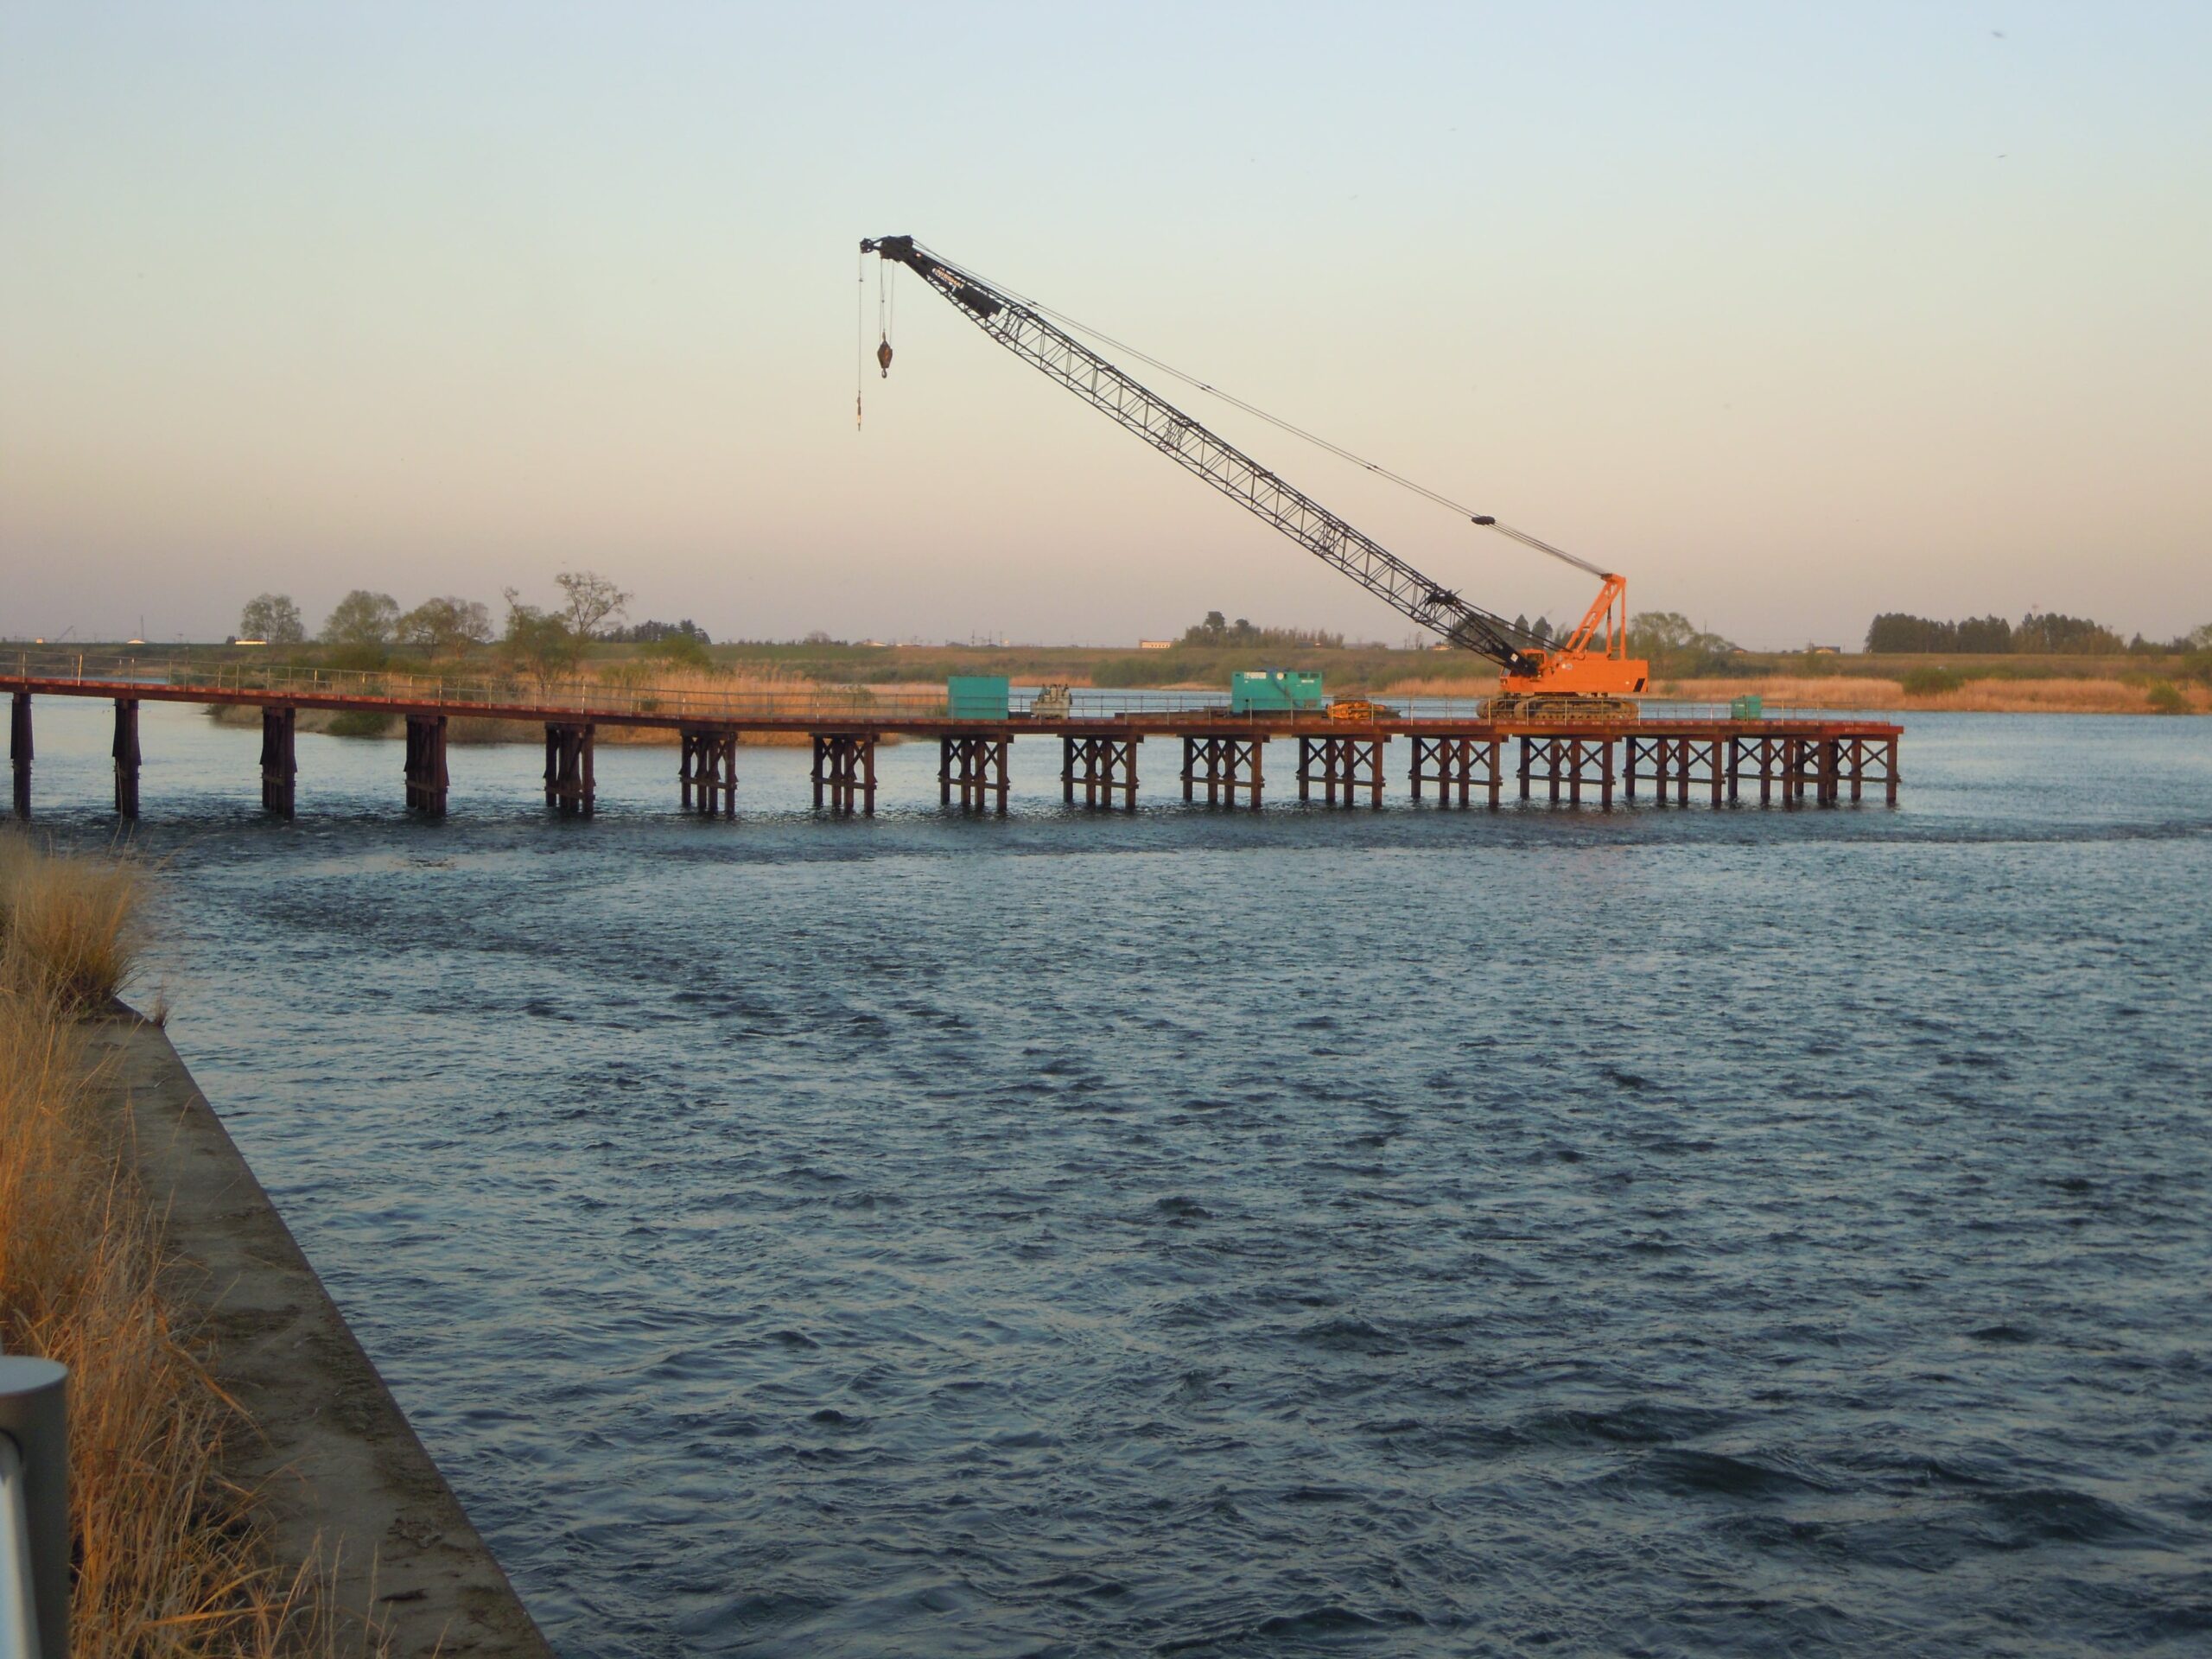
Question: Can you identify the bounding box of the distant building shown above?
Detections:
[1137,639,1174,651]
[1807,644,1843,655]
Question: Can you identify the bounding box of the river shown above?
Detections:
[22,698,2212,1656]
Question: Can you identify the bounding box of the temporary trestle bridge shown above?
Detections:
[4,655,1900,821]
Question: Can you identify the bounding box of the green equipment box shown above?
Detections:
[1730,694,1764,721]
[947,676,1011,720]
[1230,670,1326,713]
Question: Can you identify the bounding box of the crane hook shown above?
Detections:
[877,336,894,378]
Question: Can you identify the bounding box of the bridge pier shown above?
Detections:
[260,706,297,817]
[10,691,29,817]
[1625,734,1722,806]
[679,727,737,816]
[1296,734,1385,806]
[111,698,140,817]
[1840,733,1898,805]
[1061,734,1138,809]
[544,721,594,815]
[1517,734,1616,808]
[1180,734,1263,809]
[811,733,877,816]
[1409,734,1502,808]
[938,734,1008,813]
[405,714,449,814]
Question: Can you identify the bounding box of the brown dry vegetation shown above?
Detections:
[206,663,880,747]
[1657,676,2210,715]
[0,835,366,1655]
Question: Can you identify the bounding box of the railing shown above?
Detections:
[0,1356,68,1659]
[3,651,1871,728]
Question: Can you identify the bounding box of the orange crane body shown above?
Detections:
[1497,573,1649,708]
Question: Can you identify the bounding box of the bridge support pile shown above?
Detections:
[938,734,1009,813]
[679,727,738,817]
[1409,734,1503,808]
[259,707,296,817]
[404,714,449,814]
[1519,734,1618,808]
[1061,734,1138,809]
[111,698,141,817]
[10,691,28,817]
[1297,734,1386,807]
[1624,733,1722,807]
[543,722,594,814]
[1181,734,1263,809]
[811,734,878,816]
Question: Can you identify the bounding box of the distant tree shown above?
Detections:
[800,629,846,646]
[499,588,583,685]
[1955,614,2013,652]
[238,593,305,644]
[2015,610,2122,654]
[1512,613,1529,635]
[1530,616,1553,644]
[645,631,713,670]
[1628,609,1738,675]
[2185,622,2212,652]
[1866,612,2014,653]
[396,595,493,652]
[321,589,400,647]
[554,569,632,639]
[609,618,713,645]
[1178,612,1344,649]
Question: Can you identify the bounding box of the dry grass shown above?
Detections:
[1375,676,1503,701]
[1659,676,2210,715]
[0,834,368,1656]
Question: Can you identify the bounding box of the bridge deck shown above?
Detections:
[3,663,1902,817]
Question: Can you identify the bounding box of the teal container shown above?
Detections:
[1230,670,1325,714]
[947,676,1010,720]
[1730,694,1764,721]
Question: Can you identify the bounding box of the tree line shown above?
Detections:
[235,572,715,677]
[1866,612,2209,655]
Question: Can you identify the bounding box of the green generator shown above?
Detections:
[1230,670,1325,714]
[947,676,1011,720]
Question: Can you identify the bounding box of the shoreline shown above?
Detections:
[88,1004,553,1656]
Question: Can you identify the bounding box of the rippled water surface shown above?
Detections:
[25,702,2212,1656]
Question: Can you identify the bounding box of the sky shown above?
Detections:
[3,1,2207,649]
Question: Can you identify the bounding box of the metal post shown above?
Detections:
[1,1355,69,1659]
[111,698,140,818]
[9,692,29,819]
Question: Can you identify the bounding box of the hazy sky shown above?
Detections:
[3,2,2207,648]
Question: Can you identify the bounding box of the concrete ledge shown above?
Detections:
[87,1009,553,1656]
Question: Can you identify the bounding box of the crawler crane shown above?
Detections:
[860,235,1649,717]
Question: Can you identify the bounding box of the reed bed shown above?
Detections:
[0,835,364,1655]
[206,663,874,747]
[1659,676,2209,715]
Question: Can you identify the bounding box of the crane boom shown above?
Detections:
[861,234,1541,672]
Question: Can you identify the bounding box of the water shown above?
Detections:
[21,700,2212,1656]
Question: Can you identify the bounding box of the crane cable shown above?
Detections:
[944,257,1610,580]
[855,250,867,428]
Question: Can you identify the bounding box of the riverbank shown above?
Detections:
[89,1005,552,1656]
[0,837,548,1656]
